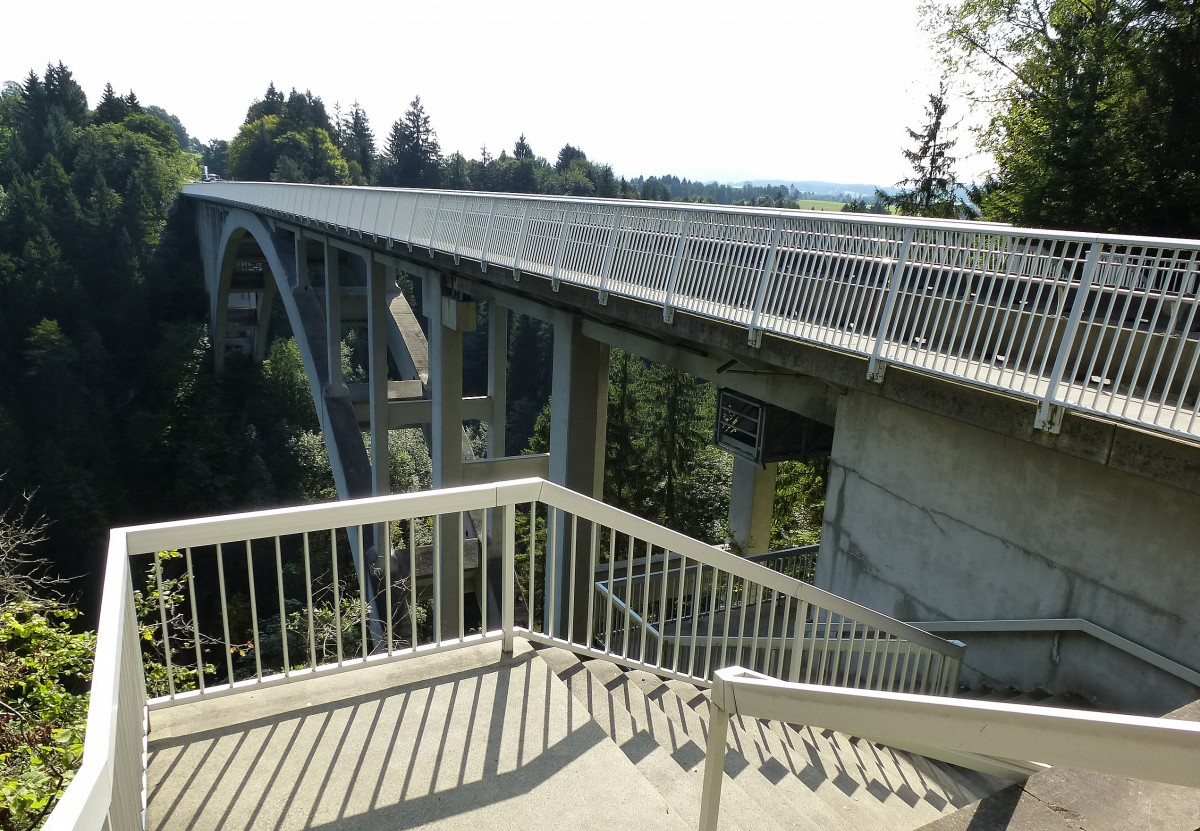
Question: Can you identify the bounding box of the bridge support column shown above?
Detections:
[488,303,508,459]
[728,458,778,555]
[426,274,465,639]
[323,241,349,399]
[547,311,610,642]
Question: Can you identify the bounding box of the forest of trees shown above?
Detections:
[5,3,1200,819]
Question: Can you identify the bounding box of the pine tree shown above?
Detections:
[93,83,128,125]
[876,82,968,219]
[381,96,441,188]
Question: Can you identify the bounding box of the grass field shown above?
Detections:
[793,199,847,211]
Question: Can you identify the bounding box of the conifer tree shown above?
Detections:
[876,82,968,219]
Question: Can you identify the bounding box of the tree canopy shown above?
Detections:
[926,0,1200,235]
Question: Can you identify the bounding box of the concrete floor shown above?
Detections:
[146,640,690,831]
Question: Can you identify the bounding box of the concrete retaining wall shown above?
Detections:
[818,389,1200,713]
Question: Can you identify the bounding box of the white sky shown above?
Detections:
[5,0,989,187]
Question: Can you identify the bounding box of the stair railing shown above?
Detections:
[46,477,962,830]
[697,664,1200,831]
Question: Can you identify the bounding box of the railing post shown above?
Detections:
[406,192,422,252]
[453,196,468,265]
[502,502,516,655]
[513,201,532,279]
[598,205,623,305]
[867,226,915,383]
[551,204,574,291]
[1035,242,1103,433]
[429,194,444,258]
[697,701,730,831]
[479,198,498,273]
[663,212,691,323]
[746,215,784,347]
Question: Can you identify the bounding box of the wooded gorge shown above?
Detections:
[0,69,825,621]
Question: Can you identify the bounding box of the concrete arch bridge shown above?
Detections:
[183,182,1200,713]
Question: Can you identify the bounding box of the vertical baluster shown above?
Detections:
[736,576,751,671]
[153,551,175,698]
[546,506,558,640]
[528,503,537,635]
[457,512,466,641]
[604,528,616,654]
[719,574,736,675]
[687,562,705,678]
[502,503,516,654]
[245,540,262,681]
[408,520,418,649]
[274,537,289,674]
[303,533,316,668]
[639,542,653,664]
[586,521,599,650]
[432,518,442,646]
[748,582,765,674]
[331,529,343,664]
[622,535,635,658]
[567,514,579,644]
[671,555,689,674]
[840,621,857,687]
[383,520,393,655]
[773,595,792,679]
[787,599,808,684]
[357,526,368,658]
[702,567,721,680]
[480,511,489,637]
[184,547,205,692]
[656,547,671,669]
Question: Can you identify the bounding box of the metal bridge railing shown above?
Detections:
[185,182,1200,444]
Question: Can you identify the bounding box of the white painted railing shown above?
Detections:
[697,665,1200,831]
[42,535,145,831]
[913,617,1200,688]
[45,478,961,829]
[184,182,1200,444]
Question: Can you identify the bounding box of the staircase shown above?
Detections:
[146,639,1009,830]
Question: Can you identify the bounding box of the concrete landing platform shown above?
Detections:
[146,640,689,830]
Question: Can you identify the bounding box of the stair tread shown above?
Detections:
[535,646,793,830]
[627,669,1008,829]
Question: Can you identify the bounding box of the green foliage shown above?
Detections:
[928,0,1200,235]
[602,351,730,544]
[0,602,93,831]
[271,128,349,184]
[380,96,441,188]
[132,550,213,697]
[771,459,827,549]
[228,115,281,181]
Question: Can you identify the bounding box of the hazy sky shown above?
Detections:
[5,0,987,187]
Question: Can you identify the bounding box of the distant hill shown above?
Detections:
[746,179,887,198]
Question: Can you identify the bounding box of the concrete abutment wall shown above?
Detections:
[818,389,1200,713]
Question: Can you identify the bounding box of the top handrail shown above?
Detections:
[184,181,1200,250]
[116,477,959,659]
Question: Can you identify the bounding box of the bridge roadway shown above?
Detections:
[182,183,1200,714]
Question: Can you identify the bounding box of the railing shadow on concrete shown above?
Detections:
[45,478,959,830]
[696,665,1200,831]
[145,645,620,831]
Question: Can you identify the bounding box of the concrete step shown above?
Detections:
[146,640,691,830]
[535,646,791,831]
[626,672,1008,831]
